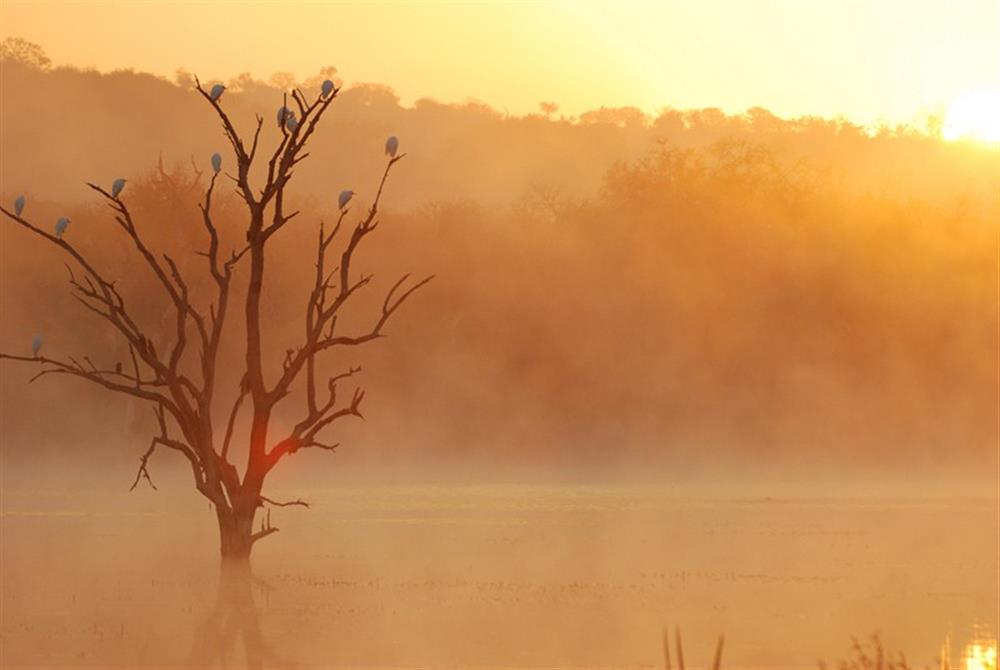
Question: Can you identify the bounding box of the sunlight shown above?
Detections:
[963,640,998,670]
[943,90,1000,142]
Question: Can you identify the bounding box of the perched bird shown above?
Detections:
[285,115,299,132]
[14,195,25,216]
[276,106,291,126]
[31,334,42,358]
[55,217,70,239]
[111,178,127,198]
[321,79,335,99]
[385,135,399,158]
[338,190,355,210]
[209,84,226,102]
[211,153,222,173]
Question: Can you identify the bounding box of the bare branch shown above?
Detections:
[265,369,364,472]
[266,156,423,407]
[247,115,264,164]
[250,507,281,543]
[259,495,309,509]
[251,526,280,543]
[220,374,249,462]
[129,406,202,492]
[2,353,180,412]
[129,438,160,491]
[314,274,435,353]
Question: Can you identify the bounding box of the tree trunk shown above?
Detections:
[217,505,256,563]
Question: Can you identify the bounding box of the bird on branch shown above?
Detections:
[111,178,127,198]
[385,135,399,158]
[338,190,355,210]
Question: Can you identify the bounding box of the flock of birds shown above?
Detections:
[13,179,126,241]
[12,80,401,360]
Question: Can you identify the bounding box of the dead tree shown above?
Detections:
[0,79,431,563]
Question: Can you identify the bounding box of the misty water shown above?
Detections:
[1,483,995,668]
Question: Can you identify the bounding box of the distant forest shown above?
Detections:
[1,39,996,475]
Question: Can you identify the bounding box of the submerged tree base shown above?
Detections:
[188,561,273,668]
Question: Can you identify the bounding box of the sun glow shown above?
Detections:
[963,640,998,670]
[943,90,1000,142]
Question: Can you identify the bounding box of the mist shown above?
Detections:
[1,39,997,669]
[3,56,996,477]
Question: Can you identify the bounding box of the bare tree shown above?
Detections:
[0,79,431,563]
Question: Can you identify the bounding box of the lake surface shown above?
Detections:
[1,484,996,668]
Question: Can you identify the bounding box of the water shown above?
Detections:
[1,484,996,668]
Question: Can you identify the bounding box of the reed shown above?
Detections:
[662,625,725,670]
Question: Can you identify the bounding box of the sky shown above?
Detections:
[1,1,999,126]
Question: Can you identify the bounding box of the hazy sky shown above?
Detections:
[1,1,998,125]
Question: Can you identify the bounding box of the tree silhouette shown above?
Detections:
[0,37,51,70]
[0,78,432,563]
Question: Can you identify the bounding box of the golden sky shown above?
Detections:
[1,0,998,125]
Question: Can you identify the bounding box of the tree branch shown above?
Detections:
[129,405,203,492]
[259,495,309,509]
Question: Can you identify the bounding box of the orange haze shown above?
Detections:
[1,48,996,482]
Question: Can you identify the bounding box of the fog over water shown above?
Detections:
[2,482,997,668]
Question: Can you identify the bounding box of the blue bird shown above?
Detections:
[321,79,335,99]
[286,115,299,132]
[31,334,42,358]
[209,84,226,102]
[385,135,399,158]
[55,217,70,239]
[14,195,25,216]
[111,178,127,198]
[338,190,355,210]
[211,153,222,173]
